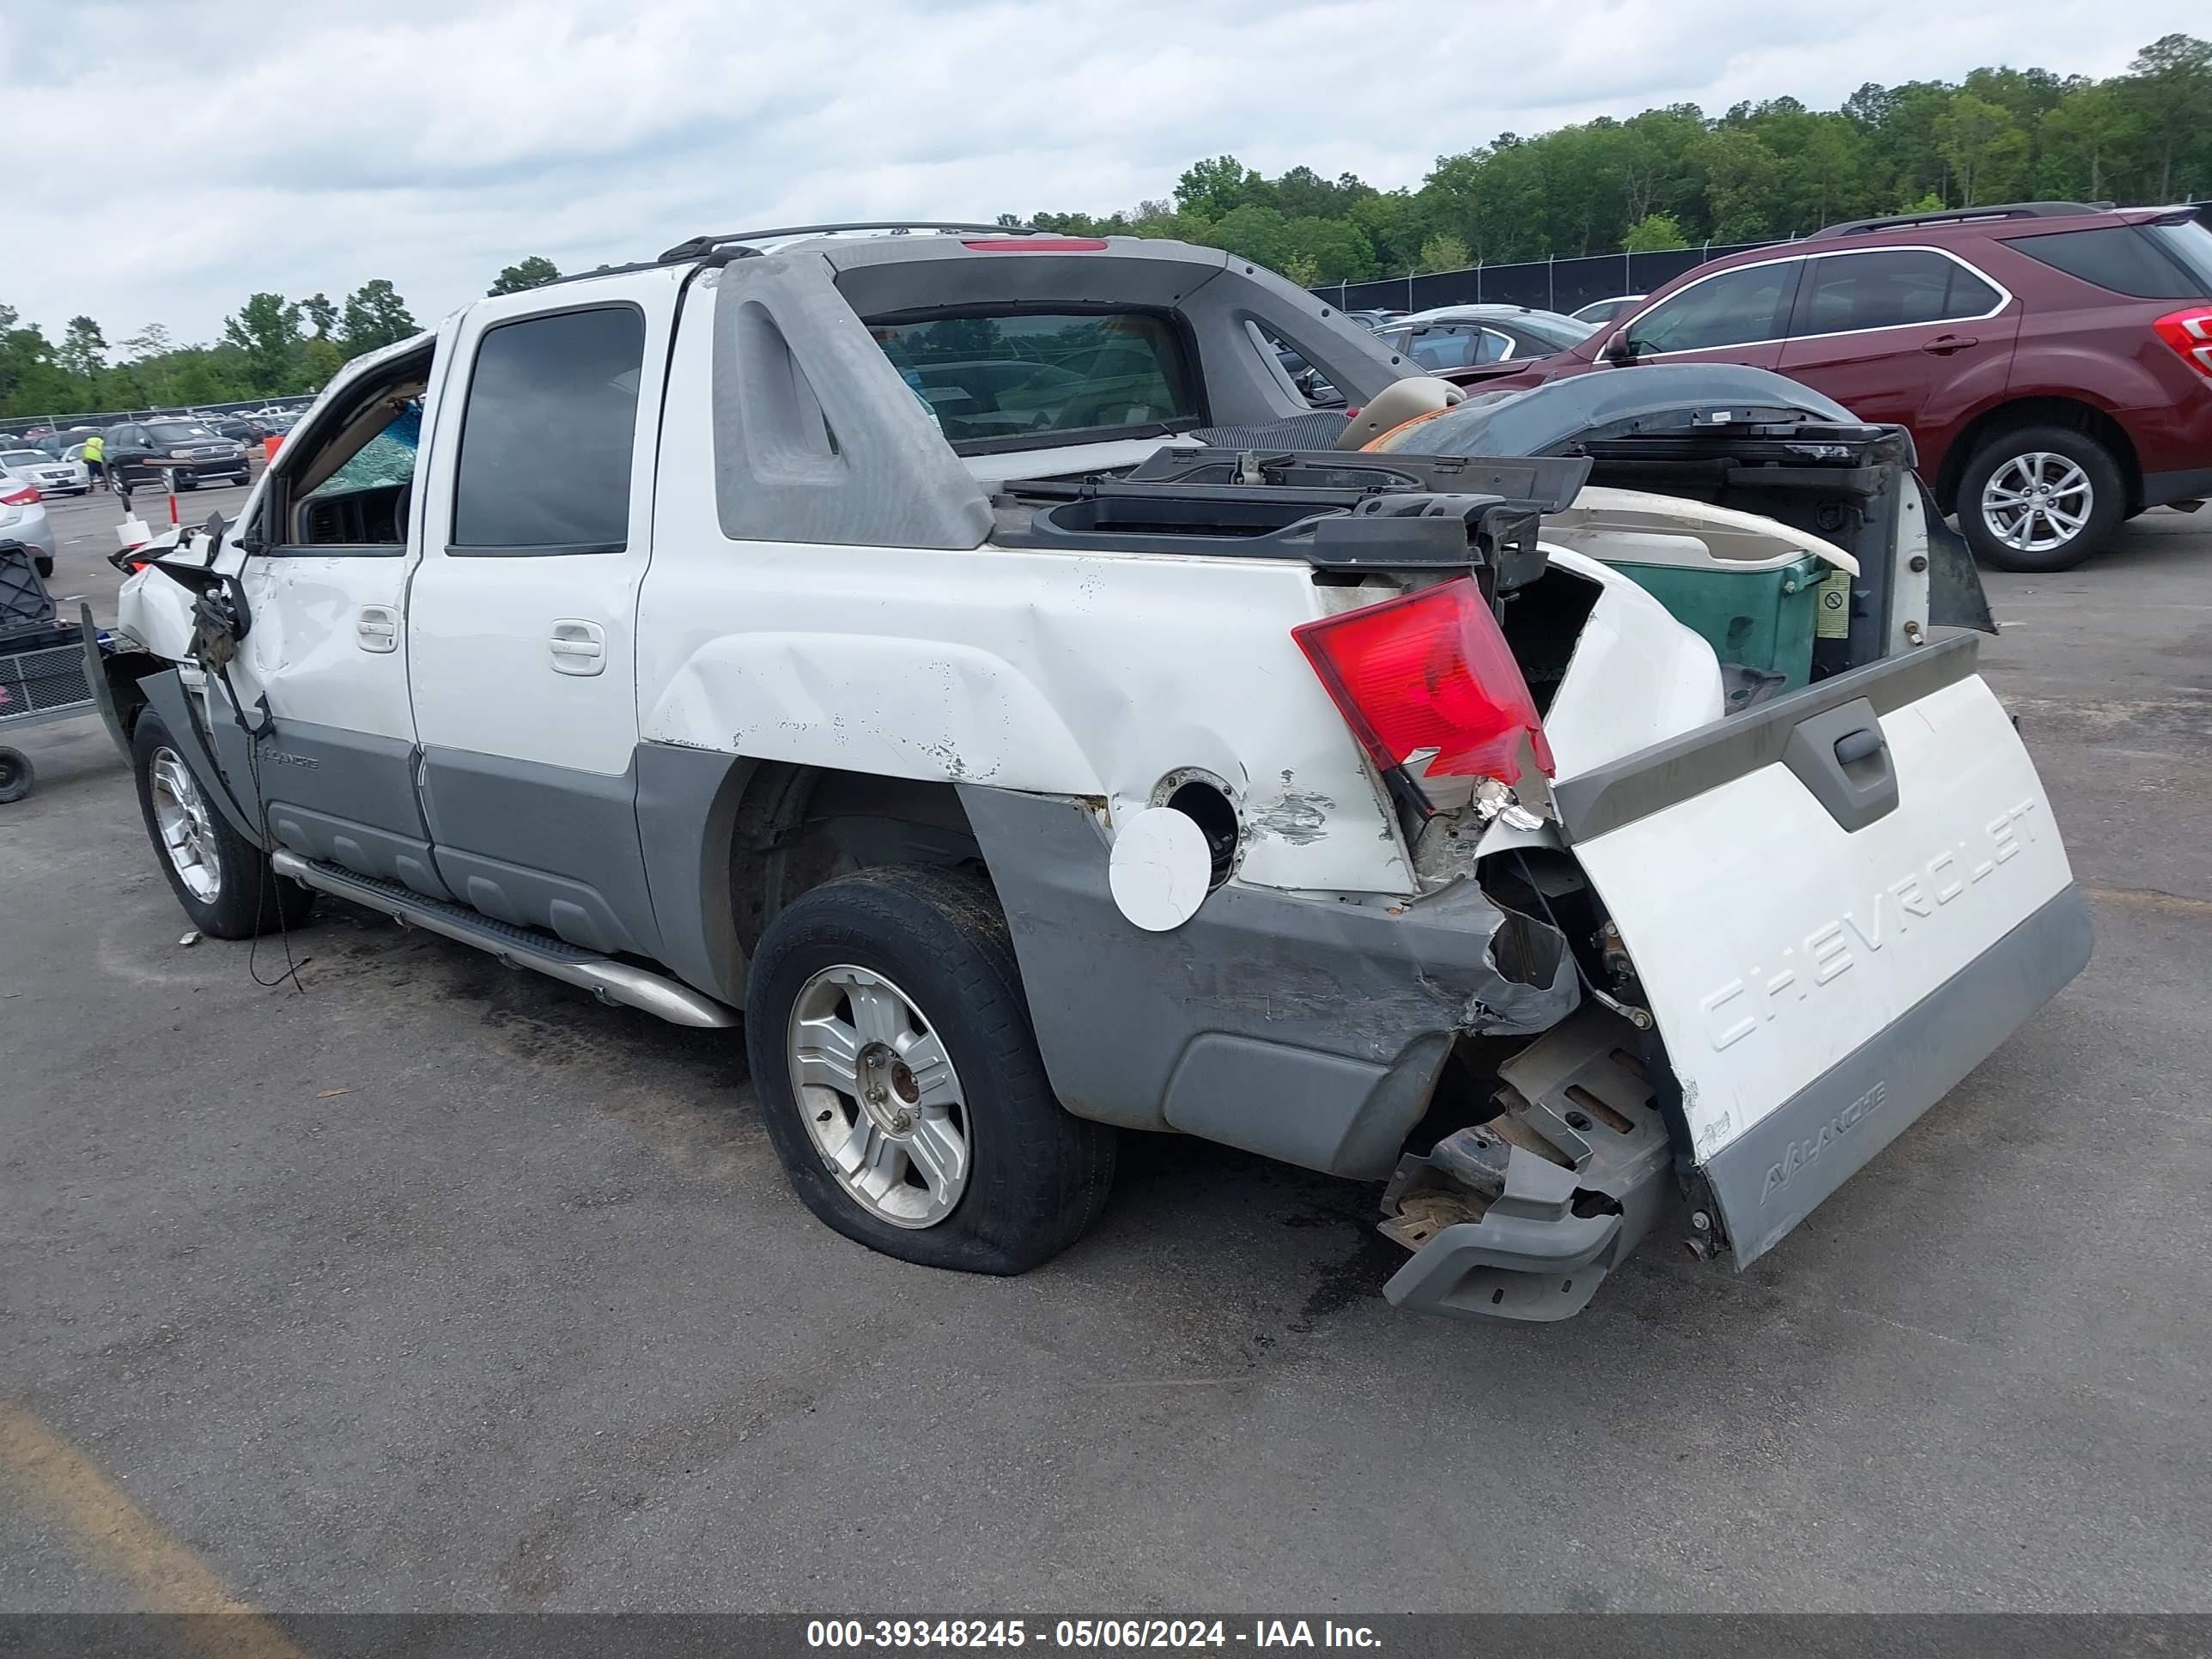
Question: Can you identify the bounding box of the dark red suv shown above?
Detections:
[1455,203,2212,571]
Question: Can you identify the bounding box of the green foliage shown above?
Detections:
[1621,213,1690,252]
[58,317,107,379]
[1017,34,2208,284]
[2,277,422,420]
[1416,234,1470,274]
[222,293,306,396]
[340,280,419,356]
[489,255,562,296]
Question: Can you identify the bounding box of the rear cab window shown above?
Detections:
[451,305,646,554]
[866,311,1201,452]
[2002,217,2212,301]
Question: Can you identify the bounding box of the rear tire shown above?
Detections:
[33,555,53,579]
[131,709,314,939]
[745,865,1116,1275]
[1957,424,2124,573]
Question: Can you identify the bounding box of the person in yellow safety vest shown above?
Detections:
[81,432,106,491]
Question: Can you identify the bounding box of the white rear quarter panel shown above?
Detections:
[636,303,1418,896]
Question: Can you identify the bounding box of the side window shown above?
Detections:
[1628,261,1799,355]
[1476,328,1511,363]
[1797,250,2000,335]
[2001,224,2211,301]
[1407,326,1479,371]
[291,404,422,548]
[451,306,645,555]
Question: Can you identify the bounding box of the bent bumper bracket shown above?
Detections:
[1381,1006,1672,1322]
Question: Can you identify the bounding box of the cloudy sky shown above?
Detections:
[4,0,2201,344]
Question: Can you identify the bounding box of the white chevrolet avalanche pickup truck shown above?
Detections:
[89,223,2089,1322]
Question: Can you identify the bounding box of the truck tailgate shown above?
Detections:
[1553,634,2091,1267]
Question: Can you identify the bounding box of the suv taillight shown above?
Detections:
[1291,576,1553,784]
[2154,306,2212,379]
[1,485,39,506]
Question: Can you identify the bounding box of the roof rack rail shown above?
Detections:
[655,222,1043,264]
[1808,201,2101,238]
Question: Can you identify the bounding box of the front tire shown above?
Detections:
[745,866,1116,1275]
[1957,425,2124,573]
[131,710,314,939]
[0,746,33,804]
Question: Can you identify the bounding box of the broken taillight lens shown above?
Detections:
[1291,576,1553,784]
[2154,305,2212,379]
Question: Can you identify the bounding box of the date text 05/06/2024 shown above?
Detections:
[805,1619,1384,1649]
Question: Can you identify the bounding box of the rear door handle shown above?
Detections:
[549,618,606,676]
[357,605,399,653]
[1921,334,1978,355]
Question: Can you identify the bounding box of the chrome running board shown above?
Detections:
[270,850,738,1030]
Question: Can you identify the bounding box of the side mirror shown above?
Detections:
[1602,329,1638,365]
[203,511,228,545]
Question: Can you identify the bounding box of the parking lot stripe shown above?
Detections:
[0,1402,307,1657]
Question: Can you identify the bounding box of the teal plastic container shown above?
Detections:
[1606,550,1826,691]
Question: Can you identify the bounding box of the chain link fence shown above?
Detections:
[1317,240,1785,317]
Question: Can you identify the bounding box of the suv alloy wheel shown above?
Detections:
[1956,424,2125,573]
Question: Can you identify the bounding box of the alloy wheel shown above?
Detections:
[787,963,969,1229]
[149,747,222,902]
[1981,452,2094,556]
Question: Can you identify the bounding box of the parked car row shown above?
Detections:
[6,403,307,459]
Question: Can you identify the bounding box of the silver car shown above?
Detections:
[1,447,89,497]
[0,468,59,578]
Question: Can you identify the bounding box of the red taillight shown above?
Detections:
[1,484,39,506]
[1291,576,1553,784]
[960,237,1109,252]
[2154,305,2212,378]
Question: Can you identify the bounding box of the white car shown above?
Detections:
[1,447,90,495]
[91,225,2088,1322]
[0,473,57,577]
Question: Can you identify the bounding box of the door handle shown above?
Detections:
[1782,698,1899,833]
[549,619,606,677]
[1921,334,1978,355]
[1832,727,1885,767]
[356,605,399,653]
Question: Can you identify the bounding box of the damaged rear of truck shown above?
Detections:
[972,367,2085,1321]
[103,228,2088,1322]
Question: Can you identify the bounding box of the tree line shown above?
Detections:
[0,257,571,423]
[1011,33,2211,287]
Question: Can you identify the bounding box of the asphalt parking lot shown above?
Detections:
[3,483,2210,1614]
